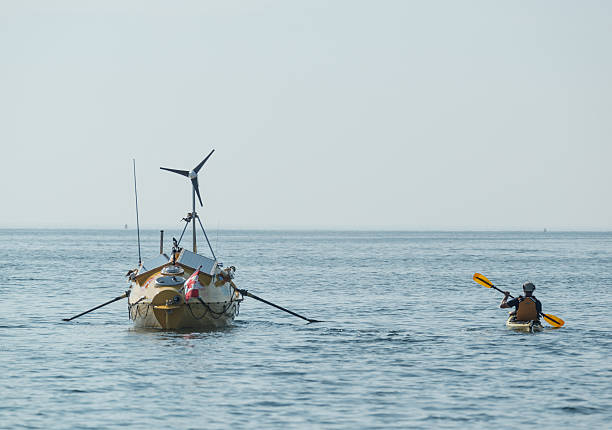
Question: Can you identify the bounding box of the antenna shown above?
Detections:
[133,159,142,265]
[160,149,215,256]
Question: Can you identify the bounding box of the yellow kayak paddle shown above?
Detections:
[473,273,565,328]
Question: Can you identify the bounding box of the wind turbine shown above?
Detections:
[160,149,215,256]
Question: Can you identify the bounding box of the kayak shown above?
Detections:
[506,315,543,333]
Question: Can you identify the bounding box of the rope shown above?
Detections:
[128,286,243,322]
[184,284,243,321]
[128,296,148,320]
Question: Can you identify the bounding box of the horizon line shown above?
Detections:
[1,226,612,233]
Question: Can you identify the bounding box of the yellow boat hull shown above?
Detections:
[128,264,242,330]
[129,299,239,330]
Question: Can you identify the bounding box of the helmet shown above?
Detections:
[522,282,536,292]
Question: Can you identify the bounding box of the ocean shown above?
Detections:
[1,229,611,429]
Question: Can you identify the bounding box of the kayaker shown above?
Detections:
[500,282,542,321]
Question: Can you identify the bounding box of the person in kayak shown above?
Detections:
[500,282,542,321]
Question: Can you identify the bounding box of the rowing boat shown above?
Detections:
[126,151,243,330]
[62,151,319,327]
[127,247,242,330]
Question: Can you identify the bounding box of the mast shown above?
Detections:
[133,159,142,265]
[192,185,197,253]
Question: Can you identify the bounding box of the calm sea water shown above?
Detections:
[1,229,611,429]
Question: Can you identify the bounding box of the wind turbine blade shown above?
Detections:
[193,149,215,174]
[192,177,203,206]
[160,167,189,177]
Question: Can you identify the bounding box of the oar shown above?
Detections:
[237,289,322,323]
[473,273,565,327]
[62,292,129,322]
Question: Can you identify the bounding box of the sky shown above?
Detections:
[1,0,610,230]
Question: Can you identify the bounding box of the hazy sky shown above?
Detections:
[1,1,610,230]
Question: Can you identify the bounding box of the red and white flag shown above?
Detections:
[184,266,202,301]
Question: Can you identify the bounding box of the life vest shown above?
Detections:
[515,297,538,321]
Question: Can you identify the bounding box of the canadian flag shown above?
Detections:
[184,266,202,301]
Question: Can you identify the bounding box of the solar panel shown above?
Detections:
[138,253,170,274]
[177,249,216,275]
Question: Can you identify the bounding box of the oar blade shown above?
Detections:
[473,272,494,288]
[542,313,565,327]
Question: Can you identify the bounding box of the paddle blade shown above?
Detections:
[473,273,494,288]
[542,313,565,327]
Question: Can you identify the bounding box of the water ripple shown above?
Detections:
[2,230,612,429]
